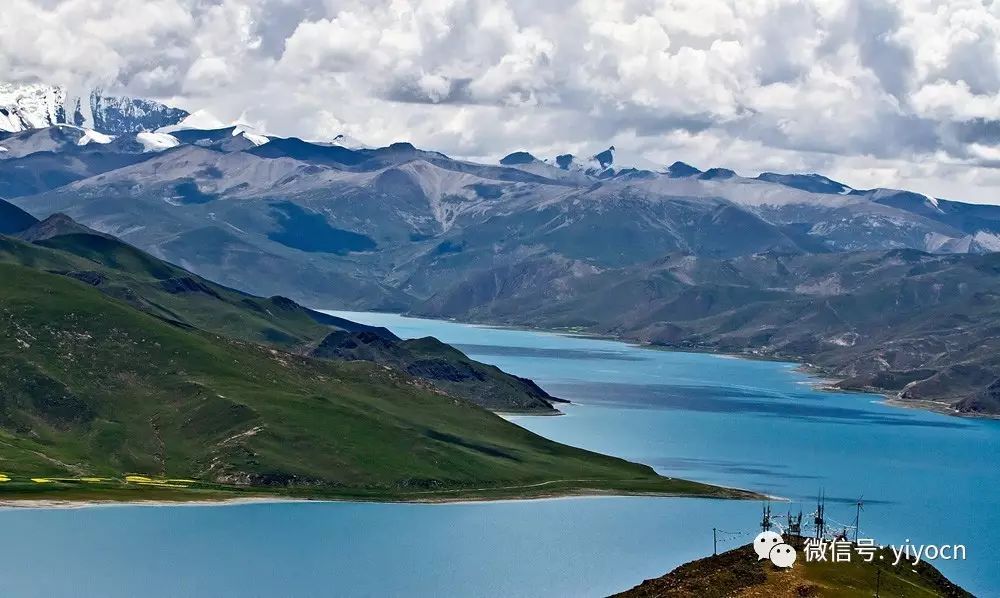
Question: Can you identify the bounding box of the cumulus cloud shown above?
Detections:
[3,0,1000,203]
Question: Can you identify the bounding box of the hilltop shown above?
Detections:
[614,544,971,598]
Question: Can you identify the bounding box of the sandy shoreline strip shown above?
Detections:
[0,485,777,511]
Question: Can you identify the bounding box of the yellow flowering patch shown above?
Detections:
[125,475,189,488]
[0,474,10,482]
[30,478,53,483]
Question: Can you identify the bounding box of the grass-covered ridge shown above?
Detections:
[0,260,750,503]
[0,224,374,349]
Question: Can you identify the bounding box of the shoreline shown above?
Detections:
[0,485,772,511]
[882,396,1000,420]
[378,310,992,421]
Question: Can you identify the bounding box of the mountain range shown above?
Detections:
[3,83,1000,415]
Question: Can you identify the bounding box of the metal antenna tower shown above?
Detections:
[854,495,865,541]
[814,490,826,539]
[787,509,803,544]
[761,502,773,533]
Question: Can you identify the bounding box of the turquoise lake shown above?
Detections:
[1,312,997,597]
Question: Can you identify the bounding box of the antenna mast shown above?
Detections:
[761,502,773,533]
[854,495,864,541]
[787,509,803,546]
[814,490,826,539]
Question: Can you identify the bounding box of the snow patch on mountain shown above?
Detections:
[924,232,956,252]
[233,124,269,146]
[157,109,227,133]
[564,146,617,176]
[923,229,1000,255]
[136,131,180,152]
[973,231,1000,252]
[77,128,114,146]
[545,146,672,178]
[756,172,852,194]
[330,133,370,150]
[157,115,270,147]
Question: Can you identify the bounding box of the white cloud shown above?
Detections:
[911,80,1000,121]
[3,0,1000,203]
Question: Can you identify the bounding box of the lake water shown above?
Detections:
[1,312,997,597]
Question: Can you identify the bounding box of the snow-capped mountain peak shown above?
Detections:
[592,146,615,169]
[0,81,189,135]
[135,131,181,152]
[155,109,226,133]
[0,82,67,132]
[331,133,370,150]
[233,123,270,146]
[551,146,617,175]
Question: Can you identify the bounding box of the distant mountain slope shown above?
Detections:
[415,250,1000,415]
[0,198,37,234]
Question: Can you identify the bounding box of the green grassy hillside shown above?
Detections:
[0,263,747,502]
[0,225,367,347]
[0,220,560,412]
